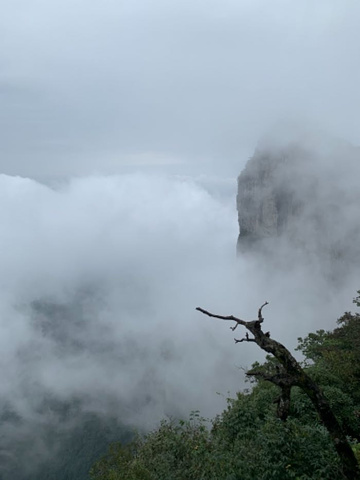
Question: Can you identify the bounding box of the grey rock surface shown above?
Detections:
[236,141,360,275]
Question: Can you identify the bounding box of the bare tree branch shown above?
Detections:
[246,368,294,421]
[234,337,256,344]
[195,307,247,327]
[234,332,256,343]
[246,370,295,388]
[196,302,359,480]
[258,301,269,321]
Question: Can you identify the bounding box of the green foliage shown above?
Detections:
[297,297,360,409]
[91,412,226,480]
[91,389,342,480]
[91,291,360,480]
[354,291,360,308]
[296,330,328,364]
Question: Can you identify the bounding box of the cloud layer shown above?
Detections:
[1,1,360,177]
[0,166,357,429]
[0,173,242,425]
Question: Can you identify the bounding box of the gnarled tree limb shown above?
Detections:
[196,303,359,480]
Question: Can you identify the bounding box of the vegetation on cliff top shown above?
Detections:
[91,292,360,479]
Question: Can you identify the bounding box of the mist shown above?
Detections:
[1,1,360,476]
[2,1,360,178]
[0,139,357,479]
[0,173,252,429]
[0,144,358,428]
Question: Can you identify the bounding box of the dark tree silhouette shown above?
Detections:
[196,302,360,480]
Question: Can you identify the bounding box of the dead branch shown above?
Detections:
[246,370,295,387]
[234,332,256,343]
[196,302,359,480]
[258,301,269,321]
[246,368,294,421]
[195,307,247,330]
[234,337,256,344]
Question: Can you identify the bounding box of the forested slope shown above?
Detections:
[91,292,360,479]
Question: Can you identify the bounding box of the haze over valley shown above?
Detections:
[1,1,360,478]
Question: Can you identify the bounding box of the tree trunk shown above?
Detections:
[196,303,360,479]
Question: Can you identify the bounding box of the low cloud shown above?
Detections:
[0,163,357,434]
[0,173,243,427]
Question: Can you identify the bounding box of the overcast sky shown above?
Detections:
[1,0,360,179]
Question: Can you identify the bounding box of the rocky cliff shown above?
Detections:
[236,140,360,273]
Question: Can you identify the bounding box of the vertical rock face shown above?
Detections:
[237,151,290,248]
[236,141,360,272]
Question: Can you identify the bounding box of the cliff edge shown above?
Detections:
[236,140,360,273]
